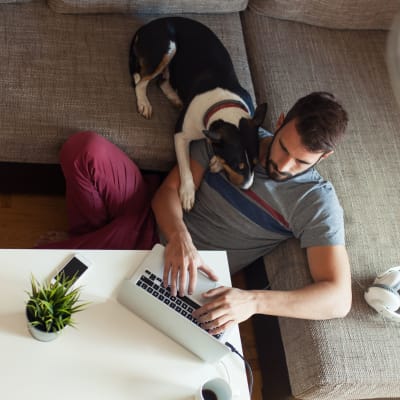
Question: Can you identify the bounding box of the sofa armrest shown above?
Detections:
[248,0,400,30]
[0,0,32,3]
[47,0,248,14]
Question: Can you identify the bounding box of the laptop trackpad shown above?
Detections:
[189,271,221,306]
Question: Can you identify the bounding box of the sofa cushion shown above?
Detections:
[248,0,400,30]
[242,8,400,399]
[0,0,254,170]
[47,0,248,14]
[0,0,31,3]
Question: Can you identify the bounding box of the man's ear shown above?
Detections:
[276,113,285,131]
[321,150,334,160]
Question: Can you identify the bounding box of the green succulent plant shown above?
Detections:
[26,273,89,333]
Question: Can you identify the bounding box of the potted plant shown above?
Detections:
[25,273,89,342]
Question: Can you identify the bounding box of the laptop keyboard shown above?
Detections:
[136,269,222,339]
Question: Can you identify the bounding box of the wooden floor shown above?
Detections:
[0,192,264,399]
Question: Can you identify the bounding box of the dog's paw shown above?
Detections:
[209,156,223,173]
[179,181,196,211]
[137,99,152,119]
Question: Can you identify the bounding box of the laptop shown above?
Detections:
[117,244,231,362]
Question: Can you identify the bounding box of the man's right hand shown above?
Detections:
[151,159,217,296]
[163,231,218,297]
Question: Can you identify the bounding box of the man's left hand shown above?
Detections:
[192,286,257,335]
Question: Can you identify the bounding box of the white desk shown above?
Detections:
[0,249,250,400]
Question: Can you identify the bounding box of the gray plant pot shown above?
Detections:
[25,306,62,342]
[27,322,61,342]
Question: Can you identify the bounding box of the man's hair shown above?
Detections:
[282,92,348,153]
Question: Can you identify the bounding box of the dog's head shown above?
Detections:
[203,103,267,189]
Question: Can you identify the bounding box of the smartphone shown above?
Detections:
[51,254,91,285]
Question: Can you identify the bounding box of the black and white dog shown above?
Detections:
[129,17,267,210]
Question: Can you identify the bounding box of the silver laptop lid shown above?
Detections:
[117,244,231,362]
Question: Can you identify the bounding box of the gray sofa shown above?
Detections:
[244,2,400,399]
[2,0,400,398]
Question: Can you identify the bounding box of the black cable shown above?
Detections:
[225,341,254,398]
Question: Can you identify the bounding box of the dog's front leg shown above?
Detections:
[174,132,195,211]
[134,76,152,119]
[159,68,183,109]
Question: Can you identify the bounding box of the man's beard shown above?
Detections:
[265,136,322,182]
[264,136,294,182]
[266,159,293,181]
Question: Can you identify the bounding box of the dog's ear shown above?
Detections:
[203,129,222,143]
[239,102,268,133]
[203,119,226,143]
[239,110,264,166]
[252,103,268,127]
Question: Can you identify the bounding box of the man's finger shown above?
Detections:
[163,262,171,288]
[192,295,226,320]
[201,313,232,331]
[202,286,229,299]
[187,261,197,295]
[208,320,235,335]
[178,265,187,297]
[198,265,219,281]
[170,265,179,297]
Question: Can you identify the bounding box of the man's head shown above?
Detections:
[267,92,348,181]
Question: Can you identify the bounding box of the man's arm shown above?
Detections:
[151,159,218,297]
[193,244,352,334]
[256,244,351,319]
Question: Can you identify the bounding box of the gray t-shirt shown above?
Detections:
[182,132,345,274]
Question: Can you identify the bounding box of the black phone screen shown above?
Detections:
[56,257,88,281]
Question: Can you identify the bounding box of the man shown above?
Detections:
[38,92,352,335]
[152,91,351,334]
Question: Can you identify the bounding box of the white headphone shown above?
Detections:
[364,266,400,322]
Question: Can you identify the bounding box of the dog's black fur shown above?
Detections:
[129,17,267,210]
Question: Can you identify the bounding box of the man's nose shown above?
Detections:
[276,155,293,173]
